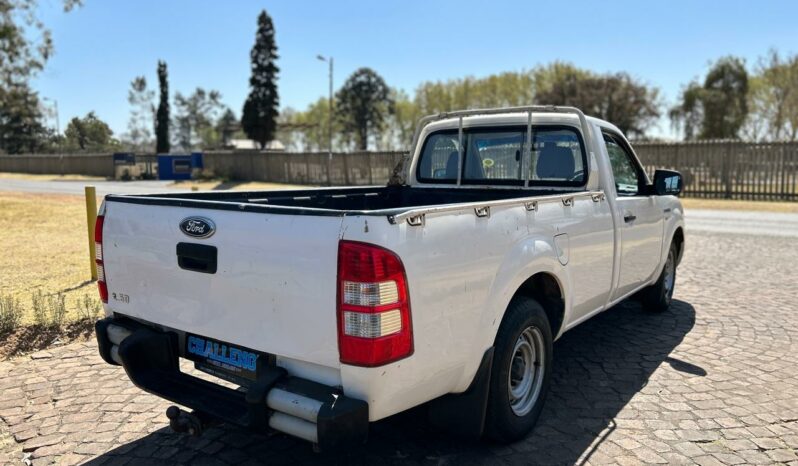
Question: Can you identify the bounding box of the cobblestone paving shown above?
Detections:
[1,229,798,465]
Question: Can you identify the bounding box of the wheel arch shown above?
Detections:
[510,272,566,339]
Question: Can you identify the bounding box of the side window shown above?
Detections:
[603,133,640,196]
[417,133,459,182]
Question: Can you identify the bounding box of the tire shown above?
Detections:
[640,243,677,312]
[485,297,553,443]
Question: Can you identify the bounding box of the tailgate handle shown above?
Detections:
[176,243,217,274]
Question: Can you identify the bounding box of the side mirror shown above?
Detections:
[653,169,682,196]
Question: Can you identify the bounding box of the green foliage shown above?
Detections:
[156,60,170,153]
[335,67,394,150]
[216,108,238,147]
[173,88,224,150]
[670,56,749,140]
[0,0,80,154]
[126,76,155,151]
[534,62,661,138]
[0,82,47,154]
[0,294,23,333]
[31,290,66,328]
[63,111,117,152]
[76,293,101,321]
[743,50,798,141]
[241,10,279,149]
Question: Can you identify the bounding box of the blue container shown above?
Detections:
[157,153,202,180]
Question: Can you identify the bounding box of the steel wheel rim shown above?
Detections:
[663,251,675,301]
[508,326,545,416]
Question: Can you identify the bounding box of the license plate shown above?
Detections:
[185,334,262,385]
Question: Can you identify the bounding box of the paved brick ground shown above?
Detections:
[2,229,798,465]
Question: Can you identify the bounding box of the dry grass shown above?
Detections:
[0,192,100,325]
[681,197,798,213]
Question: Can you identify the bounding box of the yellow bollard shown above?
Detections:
[85,186,98,280]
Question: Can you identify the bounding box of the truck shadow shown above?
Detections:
[84,299,696,465]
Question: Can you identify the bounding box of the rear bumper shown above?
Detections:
[95,317,368,450]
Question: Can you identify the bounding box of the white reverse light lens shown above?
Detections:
[95,242,103,261]
[343,310,402,338]
[343,281,398,306]
[97,263,106,282]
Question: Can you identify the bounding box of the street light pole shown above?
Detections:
[317,55,334,185]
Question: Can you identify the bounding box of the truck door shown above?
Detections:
[603,131,664,300]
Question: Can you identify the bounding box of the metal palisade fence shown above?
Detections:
[634,141,798,201]
[1,142,797,201]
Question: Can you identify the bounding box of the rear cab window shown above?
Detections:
[416,126,587,187]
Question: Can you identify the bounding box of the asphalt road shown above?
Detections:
[686,208,798,238]
[0,178,179,196]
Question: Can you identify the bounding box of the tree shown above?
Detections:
[241,10,279,149]
[336,67,394,150]
[125,76,155,150]
[534,63,661,138]
[670,56,749,140]
[0,0,81,154]
[0,83,47,154]
[172,88,224,150]
[743,50,798,141]
[64,112,116,151]
[156,61,170,153]
[216,108,238,148]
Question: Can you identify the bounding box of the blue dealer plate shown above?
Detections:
[185,334,262,385]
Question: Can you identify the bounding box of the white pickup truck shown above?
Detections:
[94,106,684,450]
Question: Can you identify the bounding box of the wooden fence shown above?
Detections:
[1,142,797,200]
[634,141,798,201]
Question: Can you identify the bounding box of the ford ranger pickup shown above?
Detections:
[94,106,685,450]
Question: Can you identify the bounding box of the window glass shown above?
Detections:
[416,126,586,185]
[416,132,459,182]
[528,129,585,183]
[603,133,640,195]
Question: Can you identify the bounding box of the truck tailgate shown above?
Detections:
[101,200,344,368]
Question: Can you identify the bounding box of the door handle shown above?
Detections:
[176,242,217,274]
[623,214,637,223]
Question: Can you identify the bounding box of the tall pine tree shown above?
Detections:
[156,60,170,153]
[242,10,279,149]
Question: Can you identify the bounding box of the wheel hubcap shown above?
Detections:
[663,251,675,301]
[508,326,545,416]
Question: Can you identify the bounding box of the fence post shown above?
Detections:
[723,141,732,199]
[85,186,98,280]
[368,153,374,185]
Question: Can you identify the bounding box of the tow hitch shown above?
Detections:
[166,406,214,436]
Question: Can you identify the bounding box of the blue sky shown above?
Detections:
[33,0,798,139]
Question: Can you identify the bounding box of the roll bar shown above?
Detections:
[398,105,600,187]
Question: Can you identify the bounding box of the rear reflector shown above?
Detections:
[95,215,108,303]
[337,241,413,366]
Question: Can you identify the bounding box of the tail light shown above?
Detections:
[95,215,108,303]
[337,241,413,366]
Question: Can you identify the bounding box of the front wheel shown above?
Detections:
[640,243,677,312]
[485,297,553,443]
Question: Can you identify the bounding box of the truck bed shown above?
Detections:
[105,185,577,217]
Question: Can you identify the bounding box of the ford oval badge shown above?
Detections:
[179,217,215,239]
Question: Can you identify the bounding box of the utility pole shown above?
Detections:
[317,55,334,185]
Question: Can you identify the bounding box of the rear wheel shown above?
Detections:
[485,297,553,442]
[640,243,677,312]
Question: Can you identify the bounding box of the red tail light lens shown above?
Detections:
[337,240,413,366]
[95,215,108,303]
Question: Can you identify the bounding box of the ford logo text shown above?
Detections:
[179,217,216,239]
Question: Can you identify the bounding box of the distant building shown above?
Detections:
[228,139,285,151]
